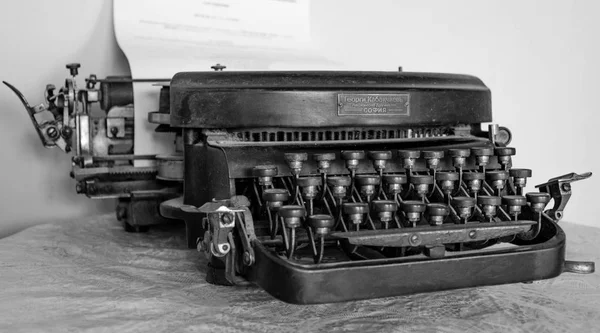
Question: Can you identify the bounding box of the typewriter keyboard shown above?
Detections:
[245,147,551,264]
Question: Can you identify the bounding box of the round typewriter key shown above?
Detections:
[383,174,407,184]
[341,150,365,170]
[448,148,471,168]
[423,150,444,170]
[398,150,421,159]
[372,200,398,212]
[253,165,278,177]
[410,174,434,199]
[279,205,307,228]
[436,171,459,181]
[355,174,381,186]
[313,152,336,161]
[436,171,459,194]
[462,172,486,181]
[313,153,336,172]
[383,174,407,196]
[509,168,532,178]
[409,175,434,185]
[471,147,494,167]
[343,202,370,215]
[398,150,421,170]
[452,196,476,208]
[368,150,393,160]
[494,147,516,169]
[478,195,502,221]
[355,174,380,198]
[284,152,308,175]
[296,177,322,200]
[510,168,532,194]
[253,165,278,186]
[486,170,509,181]
[327,176,351,186]
[451,196,476,222]
[494,147,516,157]
[401,200,426,227]
[279,205,306,259]
[308,214,335,264]
[526,192,551,204]
[502,195,527,220]
[372,200,398,226]
[526,192,551,213]
[462,172,485,195]
[402,200,428,213]
[478,195,502,206]
[307,214,335,235]
[486,170,509,194]
[327,176,351,198]
[368,150,392,171]
[343,202,369,227]
[472,147,494,156]
[449,148,471,157]
[279,205,307,218]
[502,195,527,206]
[341,150,366,160]
[296,176,322,187]
[426,203,449,226]
[262,189,289,209]
[423,150,444,159]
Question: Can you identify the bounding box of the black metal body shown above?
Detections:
[158,70,589,304]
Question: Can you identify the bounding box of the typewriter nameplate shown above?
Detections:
[337,93,410,116]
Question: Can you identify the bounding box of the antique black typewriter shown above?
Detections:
[6,64,594,304]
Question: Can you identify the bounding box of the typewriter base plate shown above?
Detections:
[246,223,565,304]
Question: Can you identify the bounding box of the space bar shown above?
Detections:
[330,221,535,247]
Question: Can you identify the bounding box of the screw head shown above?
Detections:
[561,183,571,192]
[469,230,477,239]
[46,127,59,139]
[409,234,421,246]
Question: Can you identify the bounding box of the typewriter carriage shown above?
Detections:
[6,65,594,304]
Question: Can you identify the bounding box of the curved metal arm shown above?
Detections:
[3,81,51,147]
[535,172,592,221]
[3,81,70,152]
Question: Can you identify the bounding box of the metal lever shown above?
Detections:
[3,81,70,152]
[535,172,592,221]
[564,260,595,274]
[198,200,247,258]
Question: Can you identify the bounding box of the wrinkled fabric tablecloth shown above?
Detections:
[0,214,599,332]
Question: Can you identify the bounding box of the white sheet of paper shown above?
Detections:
[113,0,333,165]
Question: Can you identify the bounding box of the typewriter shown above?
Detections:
[6,64,595,304]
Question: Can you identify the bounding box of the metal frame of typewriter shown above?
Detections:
[6,66,594,304]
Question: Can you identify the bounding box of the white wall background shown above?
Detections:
[0,0,598,237]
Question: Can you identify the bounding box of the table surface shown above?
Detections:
[1,214,599,333]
